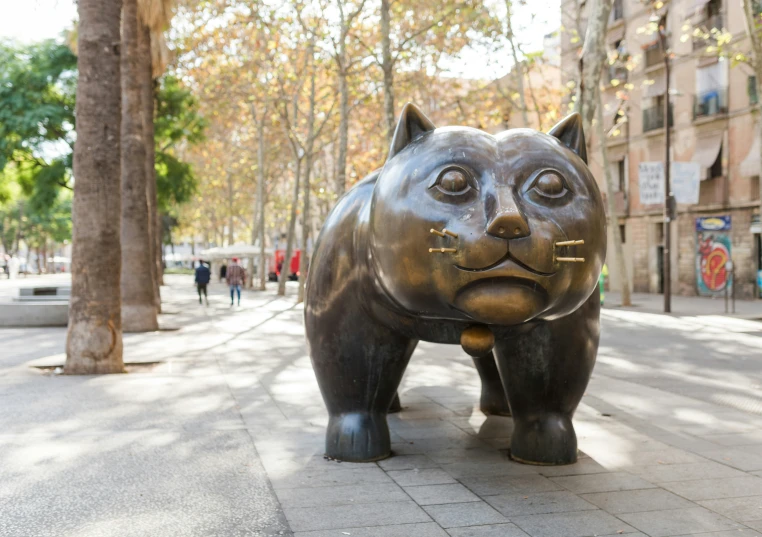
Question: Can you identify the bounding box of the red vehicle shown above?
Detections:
[269,249,301,281]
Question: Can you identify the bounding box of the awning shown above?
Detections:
[740,132,761,177]
[608,25,625,43]
[693,132,723,178]
[642,71,666,98]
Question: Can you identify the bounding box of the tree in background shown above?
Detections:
[65,0,125,374]
[0,40,77,210]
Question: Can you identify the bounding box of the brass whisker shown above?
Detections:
[429,248,457,254]
[555,239,584,247]
[443,228,458,238]
[556,257,585,263]
[430,228,446,237]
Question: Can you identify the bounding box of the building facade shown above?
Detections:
[561,0,762,299]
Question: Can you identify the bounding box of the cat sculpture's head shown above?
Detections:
[369,103,606,325]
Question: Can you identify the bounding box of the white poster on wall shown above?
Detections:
[638,162,665,205]
[671,161,701,205]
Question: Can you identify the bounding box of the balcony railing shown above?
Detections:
[693,88,728,119]
[643,104,674,132]
[693,14,724,50]
[607,66,628,85]
[644,41,665,68]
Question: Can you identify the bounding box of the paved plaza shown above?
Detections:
[2,275,762,536]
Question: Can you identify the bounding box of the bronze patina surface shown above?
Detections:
[304,104,606,465]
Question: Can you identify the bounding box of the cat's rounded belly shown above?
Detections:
[452,277,547,325]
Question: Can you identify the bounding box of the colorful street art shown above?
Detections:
[695,216,732,296]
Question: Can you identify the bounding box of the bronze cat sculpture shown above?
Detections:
[305,103,606,465]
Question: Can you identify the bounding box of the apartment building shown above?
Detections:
[561,0,762,299]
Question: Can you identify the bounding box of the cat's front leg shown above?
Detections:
[307,303,417,462]
[493,289,600,465]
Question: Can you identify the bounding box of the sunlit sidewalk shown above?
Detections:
[2,276,762,536]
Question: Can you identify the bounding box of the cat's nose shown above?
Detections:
[486,207,530,239]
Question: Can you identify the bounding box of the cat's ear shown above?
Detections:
[547,112,587,164]
[387,102,436,161]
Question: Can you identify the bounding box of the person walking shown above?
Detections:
[219,261,227,283]
[195,260,211,305]
[227,257,246,307]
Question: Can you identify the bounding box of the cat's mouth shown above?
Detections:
[454,248,556,276]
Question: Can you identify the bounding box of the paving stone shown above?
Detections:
[403,483,480,505]
[394,404,457,420]
[593,447,705,468]
[485,490,597,516]
[666,530,762,537]
[276,482,409,508]
[618,507,743,537]
[293,522,449,537]
[270,467,393,489]
[458,475,562,496]
[394,424,476,441]
[511,510,635,537]
[536,457,610,477]
[701,448,762,472]
[395,435,488,452]
[446,523,530,537]
[698,496,762,522]
[441,461,537,479]
[283,500,431,532]
[627,461,747,483]
[581,488,694,514]
[550,472,656,494]
[387,468,457,487]
[748,520,762,531]
[378,454,439,471]
[701,431,762,447]
[423,501,508,529]
[662,476,762,501]
[426,447,506,465]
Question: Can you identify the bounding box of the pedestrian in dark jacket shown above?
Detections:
[195,261,211,305]
[220,262,227,282]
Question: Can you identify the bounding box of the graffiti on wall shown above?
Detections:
[695,216,732,296]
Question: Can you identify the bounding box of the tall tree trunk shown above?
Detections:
[573,0,613,138]
[120,0,158,332]
[298,69,317,304]
[247,195,258,288]
[257,115,267,292]
[277,157,301,296]
[227,172,234,245]
[336,56,349,197]
[381,0,395,142]
[138,20,161,312]
[595,88,631,306]
[504,0,529,126]
[65,0,125,374]
[742,0,762,219]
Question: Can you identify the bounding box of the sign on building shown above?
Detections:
[695,216,732,297]
[638,162,665,205]
[671,162,701,205]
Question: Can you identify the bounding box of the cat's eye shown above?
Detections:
[432,167,473,195]
[532,172,568,198]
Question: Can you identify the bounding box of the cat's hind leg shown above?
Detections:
[307,308,416,462]
[472,352,511,416]
[493,290,600,465]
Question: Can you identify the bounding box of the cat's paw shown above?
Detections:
[510,413,578,465]
[325,412,391,462]
[480,389,512,417]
